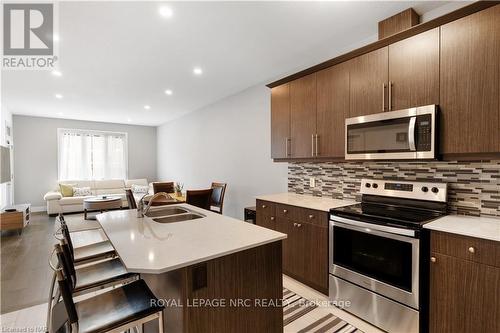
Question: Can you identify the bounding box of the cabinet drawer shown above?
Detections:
[431,231,500,268]
[256,200,276,216]
[276,204,301,221]
[300,208,328,227]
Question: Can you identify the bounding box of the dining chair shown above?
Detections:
[125,189,137,209]
[52,263,164,333]
[210,182,227,214]
[153,181,175,194]
[186,189,213,210]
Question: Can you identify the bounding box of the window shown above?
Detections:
[58,128,128,180]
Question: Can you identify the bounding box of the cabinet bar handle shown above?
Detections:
[270,216,275,221]
[382,83,386,111]
[430,257,436,263]
[293,223,297,227]
[388,81,393,111]
[315,134,319,156]
[283,209,288,214]
[308,214,314,219]
[311,134,315,157]
[285,137,291,157]
[262,205,266,208]
[468,247,475,254]
[296,223,302,228]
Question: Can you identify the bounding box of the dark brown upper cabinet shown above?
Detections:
[440,5,500,155]
[349,47,389,117]
[290,73,317,158]
[388,28,440,110]
[316,62,350,158]
[270,84,290,159]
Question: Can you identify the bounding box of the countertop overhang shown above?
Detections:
[97,204,287,274]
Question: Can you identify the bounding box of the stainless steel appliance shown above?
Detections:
[329,179,447,333]
[345,104,437,160]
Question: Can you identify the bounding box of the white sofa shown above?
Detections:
[44,179,149,215]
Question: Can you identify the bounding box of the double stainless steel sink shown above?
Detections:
[145,206,205,224]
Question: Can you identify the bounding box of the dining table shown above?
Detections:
[143,192,186,206]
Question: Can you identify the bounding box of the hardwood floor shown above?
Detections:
[1,213,56,314]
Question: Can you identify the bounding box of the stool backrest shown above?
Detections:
[186,189,213,210]
[210,182,227,214]
[125,189,137,209]
[153,182,174,194]
[55,263,78,325]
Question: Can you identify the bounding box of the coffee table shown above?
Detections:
[83,196,122,220]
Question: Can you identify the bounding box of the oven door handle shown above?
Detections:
[408,116,416,151]
[330,215,416,238]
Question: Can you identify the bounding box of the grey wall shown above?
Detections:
[13,115,157,209]
[157,84,288,219]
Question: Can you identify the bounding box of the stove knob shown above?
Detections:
[372,183,378,189]
[365,183,371,188]
[421,186,429,193]
[431,187,439,193]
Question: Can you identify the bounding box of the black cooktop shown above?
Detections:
[330,202,445,230]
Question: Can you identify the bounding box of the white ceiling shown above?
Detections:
[2,1,463,126]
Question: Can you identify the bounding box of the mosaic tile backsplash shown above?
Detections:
[288,160,500,217]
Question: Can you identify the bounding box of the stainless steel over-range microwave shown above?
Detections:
[345,105,438,160]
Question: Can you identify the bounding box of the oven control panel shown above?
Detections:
[361,179,447,202]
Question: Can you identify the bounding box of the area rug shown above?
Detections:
[283,288,364,333]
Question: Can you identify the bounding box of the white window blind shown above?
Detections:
[58,129,128,181]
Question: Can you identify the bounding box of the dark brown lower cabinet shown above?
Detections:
[429,232,500,333]
[256,200,329,295]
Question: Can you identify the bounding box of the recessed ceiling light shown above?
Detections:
[55,94,63,99]
[57,112,64,116]
[165,89,173,96]
[144,105,151,110]
[51,70,62,77]
[127,118,132,123]
[53,34,60,42]
[159,6,173,18]
[193,67,203,75]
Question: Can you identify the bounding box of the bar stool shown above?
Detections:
[53,263,164,333]
[186,188,213,210]
[210,182,227,214]
[57,216,115,264]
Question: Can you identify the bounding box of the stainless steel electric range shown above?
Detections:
[329,179,447,333]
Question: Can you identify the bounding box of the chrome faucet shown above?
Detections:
[137,192,172,218]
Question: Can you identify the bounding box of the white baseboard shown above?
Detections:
[31,206,47,213]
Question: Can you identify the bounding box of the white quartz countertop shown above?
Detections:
[424,215,500,242]
[97,204,286,274]
[255,193,355,212]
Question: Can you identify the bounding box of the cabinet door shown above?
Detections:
[349,47,389,117]
[464,261,500,333]
[429,253,466,333]
[256,200,276,230]
[290,73,317,158]
[316,62,350,158]
[301,223,328,294]
[275,218,295,275]
[388,28,439,110]
[271,84,290,159]
[440,5,500,154]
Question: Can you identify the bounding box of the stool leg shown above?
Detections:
[158,311,164,333]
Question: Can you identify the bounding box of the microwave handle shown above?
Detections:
[408,116,416,151]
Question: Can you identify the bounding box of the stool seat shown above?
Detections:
[75,279,164,333]
[73,240,115,263]
[74,258,133,293]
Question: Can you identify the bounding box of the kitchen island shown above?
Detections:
[97,204,286,333]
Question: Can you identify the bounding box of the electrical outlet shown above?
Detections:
[309,177,315,188]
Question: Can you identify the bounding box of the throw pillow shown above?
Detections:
[131,184,149,194]
[59,183,76,197]
[73,187,92,197]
